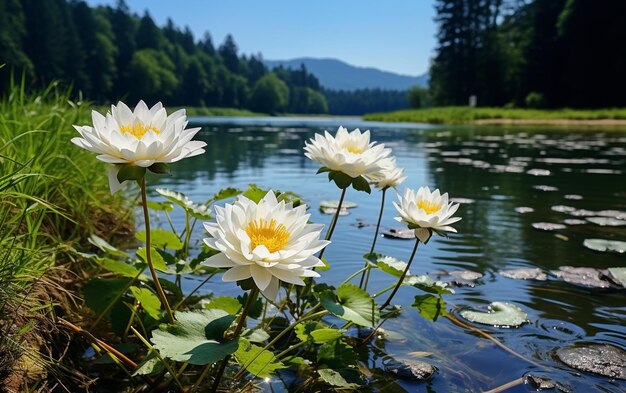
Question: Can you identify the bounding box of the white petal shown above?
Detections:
[222,266,252,282]
[202,253,237,268]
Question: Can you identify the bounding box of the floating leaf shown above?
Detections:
[318,340,358,369]
[204,296,242,315]
[586,217,626,226]
[551,266,611,288]
[234,338,285,378]
[151,310,238,365]
[500,268,547,281]
[382,228,414,240]
[319,200,358,209]
[136,247,167,272]
[146,201,174,212]
[608,267,626,287]
[133,353,164,376]
[318,368,362,388]
[412,294,446,321]
[460,302,528,327]
[129,286,161,320]
[88,234,128,258]
[532,222,566,231]
[583,238,626,254]
[136,229,183,251]
[407,276,454,295]
[100,258,146,280]
[320,283,378,327]
[376,255,408,278]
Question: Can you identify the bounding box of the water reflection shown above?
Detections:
[153,119,626,392]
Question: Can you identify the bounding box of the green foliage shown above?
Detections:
[365,106,626,125]
[249,73,289,114]
[320,284,378,327]
[525,92,548,109]
[136,229,184,251]
[412,294,446,321]
[408,86,430,108]
[129,286,161,320]
[151,310,239,365]
[234,338,286,378]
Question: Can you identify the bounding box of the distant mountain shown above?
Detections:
[264,58,428,91]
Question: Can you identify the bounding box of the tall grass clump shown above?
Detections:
[0,78,132,391]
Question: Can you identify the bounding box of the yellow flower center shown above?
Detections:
[417,198,441,215]
[342,144,364,154]
[120,122,160,139]
[245,219,290,253]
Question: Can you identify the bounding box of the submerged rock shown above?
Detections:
[524,374,571,392]
[500,268,547,281]
[383,358,436,381]
[551,266,612,288]
[555,344,626,380]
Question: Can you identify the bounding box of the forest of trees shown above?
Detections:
[430,0,626,108]
[0,0,330,114]
[323,89,411,115]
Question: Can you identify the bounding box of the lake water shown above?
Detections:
[152,117,626,392]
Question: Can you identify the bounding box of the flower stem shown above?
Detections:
[318,187,347,260]
[379,238,419,310]
[140,177,175,324]
[359,187,386,290]
[209,287,260,393]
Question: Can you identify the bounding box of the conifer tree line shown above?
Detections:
[0,0,330,114]
[430,0,626,108]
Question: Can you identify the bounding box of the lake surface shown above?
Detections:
[152,117,626,392]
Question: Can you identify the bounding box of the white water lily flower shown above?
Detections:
[393,187,461,242]
[202,191,329,300]
[365,156,407,190]
[71,101,206,193]
[304,126,391,179]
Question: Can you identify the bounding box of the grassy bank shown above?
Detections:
[0,81,132,391]
[169,106,262,117]
[364,106,626,125]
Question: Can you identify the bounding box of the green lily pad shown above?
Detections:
[136,229,183,251]
[318,368,362,388]
[375,255,409,278]
[320,283,378,327]
[608,267,626,287]
[583,238,626,254]
[412,294,446,321]
[460,302,528,327]
[234,338,285,378]
[151,309,238,365]
[129,286,161,320]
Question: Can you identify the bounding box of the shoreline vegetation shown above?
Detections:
[363,106,626,126]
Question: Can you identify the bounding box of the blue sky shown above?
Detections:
[85,0,436,76]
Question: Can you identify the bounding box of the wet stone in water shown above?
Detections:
[551,266,612,288]
[383,358,437,381]
[500,268,547,281]
[525,374,572,392]
[555,344,626,380]
[532,222,567,231]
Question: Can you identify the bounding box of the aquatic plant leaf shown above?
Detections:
[204,296,242,315]
[151,310,238,365]
[586,217,626,227]
[234,338,285,378]
[83,278,131,316]
[129,286,161,320]
[318,340,358,369]
[376,255,408,278]
[242,184,267,203]
[133,353,164,376]
[295,322,341,344]
[136,229,183,250]
[243,328,270,343]
[412,294,446,321]
[311,329,343,344]
[318,368,362,388]
[136,247,167,272]
[608,267,626,287]
[100,258,147,280]
[460,302,528,327]
[583,238,626,254]
[320,284,378,327]
[155,188,212,219]
[88,234,129,258]
[405,275,454,295]
[146,201,174,212]
[208,187,242,204]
